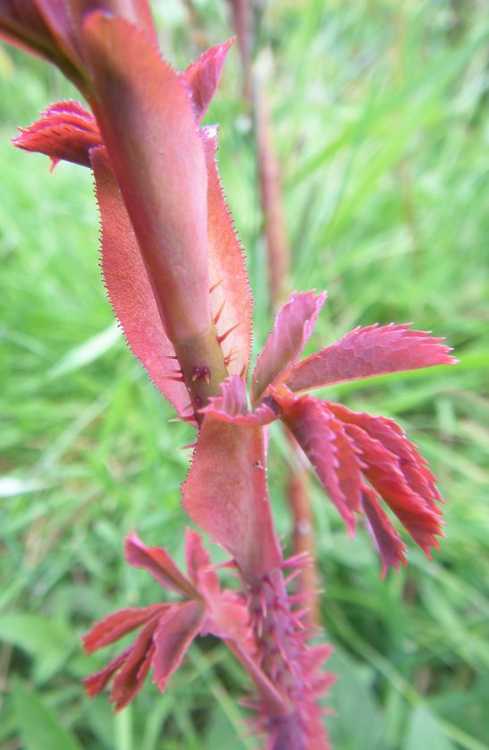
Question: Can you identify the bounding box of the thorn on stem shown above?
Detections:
[213,300,225,325]
[209,279,223,294]
[218,322,240,344]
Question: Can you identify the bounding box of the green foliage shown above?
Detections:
[1,1,488,748]
[12,682,82,750]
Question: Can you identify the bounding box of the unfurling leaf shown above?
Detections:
[252,291,326,404]
[125,533,197,598]
[184,38,234,121]
[13,101,101,169]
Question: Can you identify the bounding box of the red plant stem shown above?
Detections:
[246,566,330,748]
[92,88,228,415]
[227,0,253,100]
[254,86,290,308]
[173,328,229,413]
[82,47,229,415]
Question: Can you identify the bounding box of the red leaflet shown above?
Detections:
[252,291,327,404]
[109,617,159,710]
[183,418,281,581]
[125,533,197,598]
[280,396,356,533]
[239,291,454,572]
[84,649,131,698]
[287,322,456,392]
[82,13,210,345]
[361,486,407,577]
[90,146,191,417]
[182,535,254,651]
[83,604,169,653]
[336,418,442,552]
[184,38,235,122]
[328,403,442,509]
[185,528,220,597]
[83,530,297,721]
[82,532,209,708]
[152,601,204,691]
[13,100,100,169]
[326,401,443,561]
[280,394,431,570]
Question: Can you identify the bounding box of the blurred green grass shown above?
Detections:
[1,1,488,748]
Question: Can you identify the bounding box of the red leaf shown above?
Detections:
[252,291,326,404]
[83,648,130,697]
[287,323,456,393]
[329,403,441,510]
[280,396,356,533]
[183,532,254,651]
[183,38,234,122]
[82,603,168,653]
[110,617,158,710]
[203,128,253,377]
[335,416,442,554]
[13,100,101,168]
[184,528,219,597]
[201,375,276,425]
[90,146,191,417]
[152,600,204,692]
[361,486,407,576]
[82,13,210,344]
[183,420,281,580]
[42,100,91,118]
[327,411,364,515]
[205,591,254,649]
[125,533,197,598]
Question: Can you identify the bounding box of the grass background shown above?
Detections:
[1,0,488,748]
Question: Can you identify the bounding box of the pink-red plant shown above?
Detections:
[2,2,456,747]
